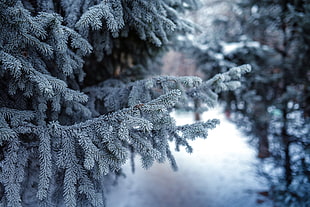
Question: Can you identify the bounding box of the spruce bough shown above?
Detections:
[0,1,250,206]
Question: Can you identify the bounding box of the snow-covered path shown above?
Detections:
[106,107,272,207]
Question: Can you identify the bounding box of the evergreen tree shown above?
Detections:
[0,0,250,206]
[183,0,310,206]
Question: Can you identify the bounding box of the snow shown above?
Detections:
[221,41,261,55]
[106,106,273,207]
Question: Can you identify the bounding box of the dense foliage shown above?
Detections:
[0,0,251,206]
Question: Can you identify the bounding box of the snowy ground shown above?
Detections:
[106,106,273,207]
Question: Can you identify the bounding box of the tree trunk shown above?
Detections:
[258,135,270,158]
[194,100,201,121]
[281,119,292,186]
[254,102,271,159]
[257,122,271,159]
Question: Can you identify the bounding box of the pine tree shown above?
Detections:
[182,0,310,206]
[0,0,250,206]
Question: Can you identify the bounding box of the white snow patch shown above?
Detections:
[221,41,261,55]
[214,53,224,60]
[106,106,272,207]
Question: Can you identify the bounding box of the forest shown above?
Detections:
[178,1,310,206]
[0,0,309,207]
